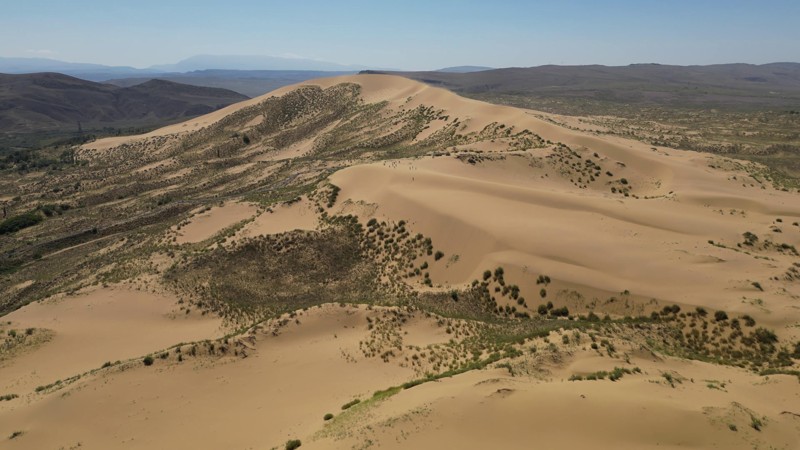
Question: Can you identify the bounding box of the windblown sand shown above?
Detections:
[2,75,798,449]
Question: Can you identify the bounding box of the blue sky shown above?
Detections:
[1,0,798,69]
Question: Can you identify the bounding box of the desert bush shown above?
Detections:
[0,211,43,234]
[753,327,778,344]
[323,413,334,421]
[286,439,302,450]
[143,355,154,366]
[714,311,728,321]
[750,415,763,431]
[341,399,360,410]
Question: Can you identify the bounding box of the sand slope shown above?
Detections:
[0,73,789,449]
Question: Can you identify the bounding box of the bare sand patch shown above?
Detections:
[233,198,318,241]
[0,304,413,450]
[0,287,222,395]
[173,201,258,244]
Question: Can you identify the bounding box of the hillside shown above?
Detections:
[367,63,800,110]
[367,64,800,182]
[0,74,799,449]
[104,69,357,97]
[0,73,248,145]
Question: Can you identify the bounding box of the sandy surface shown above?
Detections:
[314,358,800,450]
[9,74,792,449]
[0,305,415,449]
[233,198,318,242]
[0,286,222,395]
[173,201,259,244]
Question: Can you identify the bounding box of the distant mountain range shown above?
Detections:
[364,63,800,111]
[149,55,367,73]
[435,66,493,73]
[104,70,356,98]
[0,55,371,81]
[0,72,247,142]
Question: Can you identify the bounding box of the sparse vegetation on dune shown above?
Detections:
[1,74,799,450]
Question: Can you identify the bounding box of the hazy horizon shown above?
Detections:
[2,0,799,71]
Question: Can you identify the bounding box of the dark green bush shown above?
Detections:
[286,439,302,450]
[0,211,43,234]
[341,399,360,410]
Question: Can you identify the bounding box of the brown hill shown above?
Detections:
[0,72,248,136]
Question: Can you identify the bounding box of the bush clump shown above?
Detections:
[0,211,43,235]
[341,399,360,410]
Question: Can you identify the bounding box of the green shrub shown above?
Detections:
[285,439,302,450]
[714,310,728,321]
[323,413,334,421]
[434,251,444,261]
[0,211,43,235]
[142,356,154,366]
[341,399,360,410]
[741,315,756,327]
[753,327,778,344]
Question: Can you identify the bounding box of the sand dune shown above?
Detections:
[0,286,222,396]
[331,155,800,332]
[1,305,416,449]
[172,201,259,244]
[315,360,800,450]
[0,74,790,449]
